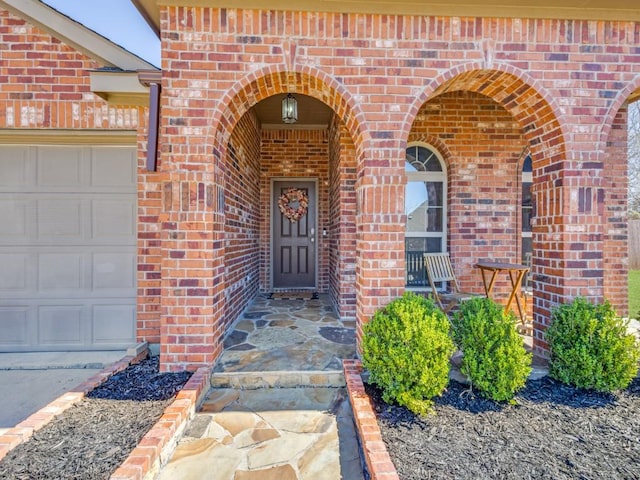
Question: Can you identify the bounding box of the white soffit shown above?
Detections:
[90,70,150,106]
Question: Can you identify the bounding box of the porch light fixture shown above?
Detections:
[282,93,298,124]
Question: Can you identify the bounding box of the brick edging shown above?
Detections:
[110,366,211,480]
[0,349,148,462]
[343,359,400,480]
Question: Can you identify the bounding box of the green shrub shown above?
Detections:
[452,297,532,402]
[362,292,455,416]
[546,297,640,392]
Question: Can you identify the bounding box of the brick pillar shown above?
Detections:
[159,171,224,371]
[355,147,406,350]
[328,119,357,319]
[602,107,629,316]
[531,150,607,357]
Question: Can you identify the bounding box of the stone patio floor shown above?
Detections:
[158,293,364,480]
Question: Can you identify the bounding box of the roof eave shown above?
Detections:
[131,0,160,38]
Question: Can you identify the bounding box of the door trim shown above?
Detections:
[270,177,318,290]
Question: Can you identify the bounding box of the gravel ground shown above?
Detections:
[366,376,640,480]
[0,356,191,480]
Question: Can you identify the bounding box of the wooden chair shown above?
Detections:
[423,253,482,313]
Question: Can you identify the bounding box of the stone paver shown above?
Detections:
[214,295,357,374]
[159,387,363,480]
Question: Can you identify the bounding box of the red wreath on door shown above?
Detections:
[278,187,309,222]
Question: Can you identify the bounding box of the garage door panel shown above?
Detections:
[92,199,136,242]
[36,147,85,188]
[93,252,135,291]
[38,253,84,291]
[92,304,135,345]
[0,146,32,189]
[0,254,28,291]
[0,199,30,240]
[38,305,84,345]
[37,198,84,241]
[0,307,29,346]
[91,148,136,189]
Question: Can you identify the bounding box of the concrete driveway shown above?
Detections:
[0,351,127,433]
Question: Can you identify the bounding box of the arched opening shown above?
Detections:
[213,78,363,328]
[405,67,567,357]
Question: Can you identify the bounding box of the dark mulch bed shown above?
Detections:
[366,376,640,480]
[0,356,192,480]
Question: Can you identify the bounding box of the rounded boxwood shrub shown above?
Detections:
[361,292,455,416]
[546,297,640,392]
[452,297,532,402]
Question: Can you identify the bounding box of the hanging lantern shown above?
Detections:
[282,93,298,124]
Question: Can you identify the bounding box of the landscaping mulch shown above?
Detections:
[366,376,640,480]
[0,356,192,480]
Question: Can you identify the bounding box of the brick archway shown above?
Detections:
[405,65,576,357]
[209,68,367,342]
[209,67,370,162]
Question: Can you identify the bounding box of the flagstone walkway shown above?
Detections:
[158,294,364,480]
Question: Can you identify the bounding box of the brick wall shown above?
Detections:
[259,128,330,292]
[0,9,142,130]
[225,110,261,326]
[602,107,629,316]
[155,6,638,366]
[328,116,357,319]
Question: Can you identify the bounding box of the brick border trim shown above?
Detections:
[344,359,399,480]
[110,365,211,480]
[0,349,148,461]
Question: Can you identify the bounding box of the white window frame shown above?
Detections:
[405,143,448,251]
[405,143,448,290]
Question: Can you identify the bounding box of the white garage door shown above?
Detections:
[0,145,137,351]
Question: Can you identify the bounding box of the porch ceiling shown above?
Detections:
[135,0,640,36]
[253,94,334,130]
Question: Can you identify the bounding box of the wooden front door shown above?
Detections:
[272,180,316,289]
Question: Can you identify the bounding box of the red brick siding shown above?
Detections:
[155,5,637,367]
[136,165,163,345]
[0,9,142,130]
[329,116,357,319]
[259,129,330,292]
[224,110,261,325]
[602,107,629,316]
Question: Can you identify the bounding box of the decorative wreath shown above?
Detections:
[278,187,309,222]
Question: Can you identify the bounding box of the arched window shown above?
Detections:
[405,144,447,288]
[522,154,533,262]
